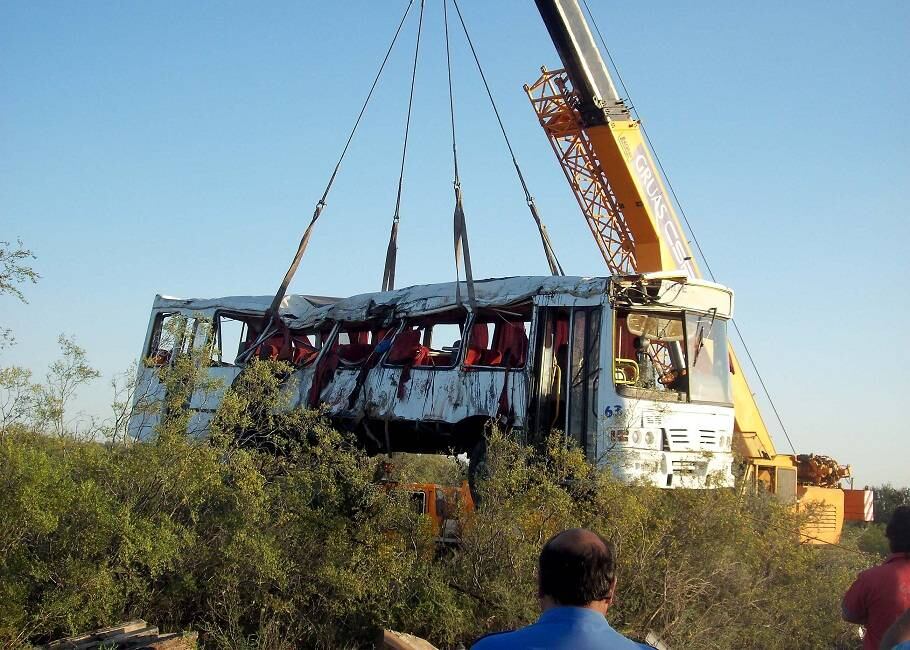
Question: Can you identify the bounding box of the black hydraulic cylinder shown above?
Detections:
[534,0,623,126]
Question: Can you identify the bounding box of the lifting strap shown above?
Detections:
[444,0,476,311]
[382,0,425,292]
[268,0,416,318]
[451,0,564,276]
[452,183,476,308]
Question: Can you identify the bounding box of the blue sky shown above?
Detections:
[2,1,907,487]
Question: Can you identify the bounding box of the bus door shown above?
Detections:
[530,306,601,459]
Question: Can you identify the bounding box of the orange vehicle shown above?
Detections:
[381,476,474,545]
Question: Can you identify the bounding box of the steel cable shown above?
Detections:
[268,0,416,316]
[382,0,426,292]
[444,0,476,309]
[450,0,564,276]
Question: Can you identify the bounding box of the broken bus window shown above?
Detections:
[146,313,211,366]
[211,312,255,366]
[331,325,394,367]
[385,311,467,369]
[464,306,531,368]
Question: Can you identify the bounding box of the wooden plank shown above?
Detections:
[39,622,196,650]
[42,621,149,649]
[382,630,438,650]
[94,628,159,648]
[142,633,198,649]
[86,626,158,648]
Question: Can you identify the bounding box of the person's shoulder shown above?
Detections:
[470,629,519,649]
[472,630,653,650]
[854,560,888,582]
[860,556,908,581]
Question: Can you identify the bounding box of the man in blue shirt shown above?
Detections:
[471,528,653,649]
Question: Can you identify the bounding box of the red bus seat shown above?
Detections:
[388,328,423,365]
[336,342,374,364]
[291,335,319,366]
[464,323,490,366]
[493,322,528,367]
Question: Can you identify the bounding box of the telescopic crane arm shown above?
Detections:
[533,0,624,124]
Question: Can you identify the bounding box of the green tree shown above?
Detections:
[873,483,910,525]
[0,366,41,431]
[0,340,879,649]
[31,336,101,438]
[0,239,39,352]
[856,523,890,558]
[450,429,872,649]
[1,336,99,440]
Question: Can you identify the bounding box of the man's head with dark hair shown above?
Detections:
[538,528,616,612]
[886,505,910,553]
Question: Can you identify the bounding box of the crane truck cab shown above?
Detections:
[129,273,736,489]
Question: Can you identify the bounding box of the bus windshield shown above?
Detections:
[614,310,733,405]
[685,312,733,404]
[614,312,688,401]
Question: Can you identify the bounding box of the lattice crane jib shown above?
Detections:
[528,69,699,280]
[525,69,636,276]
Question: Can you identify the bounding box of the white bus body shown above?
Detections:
[129,274,735,488]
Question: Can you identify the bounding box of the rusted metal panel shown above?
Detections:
[319,364,529,426]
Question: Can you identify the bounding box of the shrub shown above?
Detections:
[0,356,874,648]
[449,429,870,649]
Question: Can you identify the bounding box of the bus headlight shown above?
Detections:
[631,430,641,444]
[645,431,655,446]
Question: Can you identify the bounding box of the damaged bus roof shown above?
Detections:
[151,274,733,327]
[152,276,607,325]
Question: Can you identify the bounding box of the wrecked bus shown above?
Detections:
[129,273,736,488]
